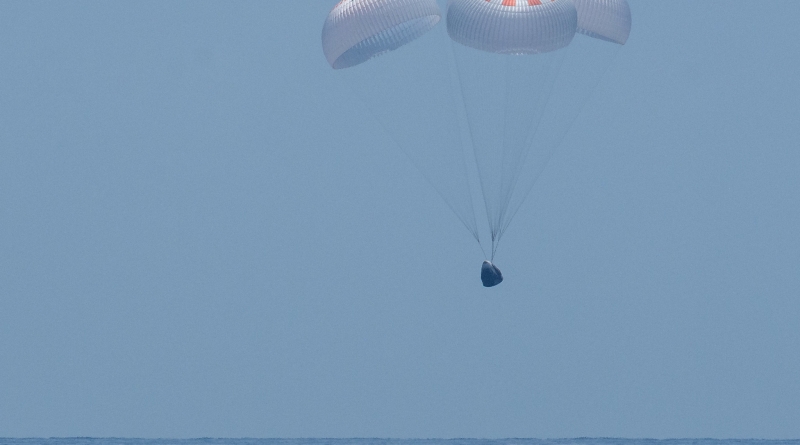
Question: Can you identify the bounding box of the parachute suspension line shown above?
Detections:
[494,51,567,246]
[351,90,481,242]
[488,51,564,250]
[494,56,526,246]
[443,39,483,246]
[478,239,489,261]
[499,45,623,238]
[450,39,495,249]
[491,233,503,262]
[495,55,514,243]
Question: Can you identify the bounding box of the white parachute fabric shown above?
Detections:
[322,0,443,69]
[447,0,577,257]
[447,0,577,55]
[322,0,481,242]
[574,0,632,45]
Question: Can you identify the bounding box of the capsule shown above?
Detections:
[481,261,503,287]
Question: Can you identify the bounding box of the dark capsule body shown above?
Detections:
[481,261,503,287]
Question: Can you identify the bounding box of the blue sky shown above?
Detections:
[1,0,799,438]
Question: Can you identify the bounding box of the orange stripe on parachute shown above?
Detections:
[488,0,549,6]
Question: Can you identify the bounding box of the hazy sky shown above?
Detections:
[1,0,799,439]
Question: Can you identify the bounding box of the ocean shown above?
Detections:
[1,440,798,445]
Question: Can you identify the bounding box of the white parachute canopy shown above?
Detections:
[321,0,632,262]
[447,0,577,55]
[575,0,632,45]
[446,0,631,258]
[322,0,442,69]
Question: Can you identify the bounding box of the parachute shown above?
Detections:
[322,0,631,287]
[321,0,442,69]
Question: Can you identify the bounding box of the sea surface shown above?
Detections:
[1,440,799,445]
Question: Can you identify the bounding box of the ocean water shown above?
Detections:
[1,440,799,445]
